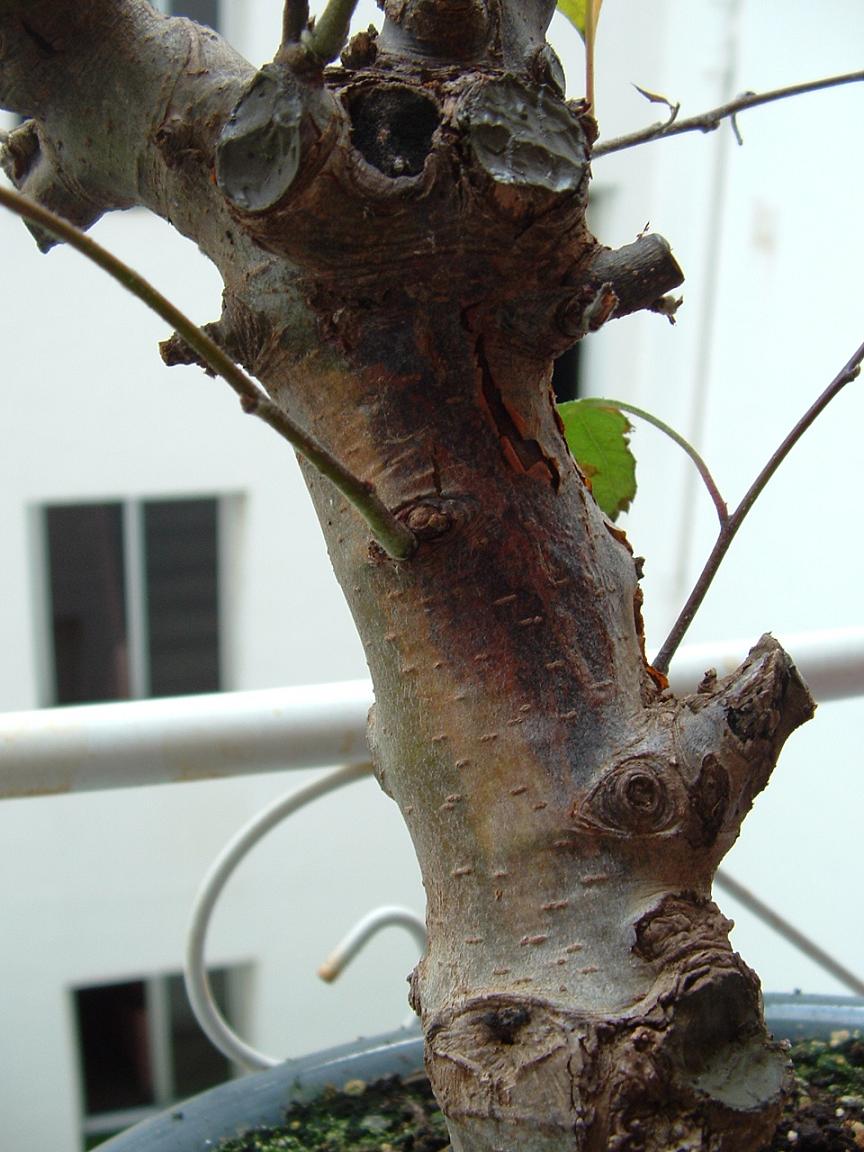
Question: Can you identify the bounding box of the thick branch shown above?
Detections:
[594,69,864,157]
[0,0,254,262]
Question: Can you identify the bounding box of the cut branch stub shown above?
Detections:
[378,0,492,62]
[458,76,590,200]
[496,233,684,359]
[376,0,559,68]
[215,65,338,212]
[213,66,597,287]
[572,635,814,874]
[571,234,686,321]
[348,83,439,178]
[0,119,119,250]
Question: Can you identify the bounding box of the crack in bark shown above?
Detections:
[475,336,558,487]
[21,19,58,57]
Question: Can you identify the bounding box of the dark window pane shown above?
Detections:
[552,343,582,404]
[46,504,129,704]
[169,0,219,30]
[75,982,153,1115]
[144,499,220,697]
[169,971,232,1097]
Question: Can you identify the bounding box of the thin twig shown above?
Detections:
[594,70,864,158]
[0,183,417,560]
[302,0,359,64]
[580,397,728,525]
[653,339,864,675]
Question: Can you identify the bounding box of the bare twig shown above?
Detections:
[579,397,728,525]
[0,183,417,560]
[594,70,864,158]
[654,339,864,675]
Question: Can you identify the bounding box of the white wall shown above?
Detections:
[1,2,862,1148]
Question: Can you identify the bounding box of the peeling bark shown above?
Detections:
[0,3,814,1148]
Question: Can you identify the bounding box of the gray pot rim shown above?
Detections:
[97,994,864,1151]
[97,1025,425,1151]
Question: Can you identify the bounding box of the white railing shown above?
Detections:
[1,627,862,799]
[1,627,863,1068]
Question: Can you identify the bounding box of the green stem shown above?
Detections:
[302,0,359,64]
[581,396,728,525]
[0,183,417,560]
[653,339,864,675]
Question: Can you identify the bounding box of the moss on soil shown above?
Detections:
[767,1033,864,1151]
[216,1035,864,1152]
[216,1073,447,1152]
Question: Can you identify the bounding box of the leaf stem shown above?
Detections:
[594,70,864,158]
[653,339,864,675]
[0,183,417,560]
[584,2,597,112]
[580,397,728,525]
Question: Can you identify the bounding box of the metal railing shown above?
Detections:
[1,627,863,1068]
[1,627,862,800]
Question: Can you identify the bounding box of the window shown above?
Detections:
[43,498,221,705]
[74,969,242,1149]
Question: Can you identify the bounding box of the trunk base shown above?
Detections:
[426,972,787,1151]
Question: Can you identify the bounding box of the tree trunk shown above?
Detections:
[1,2,814,1148]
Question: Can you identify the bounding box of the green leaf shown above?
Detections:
[557,399,636,520]
[556,0,603,42]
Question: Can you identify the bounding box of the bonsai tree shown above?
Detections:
[1,2,860,1148]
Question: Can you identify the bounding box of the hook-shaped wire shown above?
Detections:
[184,763,426,1071]
[318,905,427,982]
